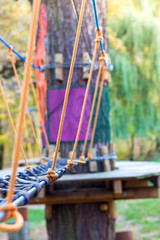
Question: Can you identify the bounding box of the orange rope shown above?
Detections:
[0,204,24,232]
[81,58,103,158]
[88,62,107,158]
[69,34,102,164]
[30,80,52,159]
[0,81,30,169]
[6,0,41,206]
[8,48,42,157]
[50,0,86,172]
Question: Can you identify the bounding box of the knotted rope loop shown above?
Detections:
[0,204,24,232]
[39,156,48,165]
[46,168,58,182]
[98,55,105,65]
[25,165,33,171]
[95,32,102,50]
[96,28,102,37]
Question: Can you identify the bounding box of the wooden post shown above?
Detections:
[108,142,116,170]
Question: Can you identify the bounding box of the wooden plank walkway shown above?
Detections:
[57,161,160,183]
[1,161,160,180]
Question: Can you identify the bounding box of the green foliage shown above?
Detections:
[0,0,31,66]
[108,0,160,140]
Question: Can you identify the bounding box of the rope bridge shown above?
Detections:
[0,0,114,232]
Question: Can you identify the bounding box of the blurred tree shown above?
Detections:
[107,0,160,159]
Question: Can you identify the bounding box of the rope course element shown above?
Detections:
[0,0,114,232]
[69,31,102,166]
[0,37,113,72]
[7,48,42,158]
[50,0,87,174]
[81,57,103,159]
[0,0,41,231]
[0,153,117,224]
[0,37,40,70]
[88,65,107,157]
[0,81,30,169]
[70,0,92,60]
[30,80,52,159]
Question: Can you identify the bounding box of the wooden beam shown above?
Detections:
[29,187,159,205]
[124,180,149,188]
[109,201,117,220]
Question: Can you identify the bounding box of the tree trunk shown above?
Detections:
[39,0,115,239]
[46,203,115,240]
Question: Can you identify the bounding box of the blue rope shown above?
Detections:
[91,0,113,71]
[0,152,117,221]
[0,37,113,72]
[0,37,40,70]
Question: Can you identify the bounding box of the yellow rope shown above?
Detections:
[8,48,42,157]
[50,0,86,173]
[0,81,30,169]
[30,80,52,159]
[81,58,103,158]
[88,62,107,159]
[69,33,102,166]
[7,0,41,205]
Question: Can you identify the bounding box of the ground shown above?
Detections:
[0,195,160,240]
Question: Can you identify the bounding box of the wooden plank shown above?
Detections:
[1,161,160,181]
[113,180,122,194]
[124,180,149,188]
[29,187,159,205]
[55,53,64,81]
[109,201,117,220]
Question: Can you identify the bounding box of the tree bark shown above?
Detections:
[40,0,115,239]
[46,203,115,240]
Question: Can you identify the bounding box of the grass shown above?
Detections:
[28,208,45,230]
[116,194,160,240]
[26,193,160,240]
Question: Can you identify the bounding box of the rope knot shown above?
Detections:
[67,160,75,170]
[87,152,92,161]
[8,48,15,63]
[25,165,33,171]
[96,28,102,37]
[79,155,85,162]
[0,203,17,222]
[99,56,105,65]
[0,204,24,232]
[46,168,58,182]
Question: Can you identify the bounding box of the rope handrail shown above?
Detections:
[81,58,103,158]
[0,152,117,224]
[50,0,87,173]
[8,48,42,158]
[0,81,30,169]
[91,0,112,69]
[69,32,101,165]
[0,37,40,70]
[88,65,106,156]
[0,38,113,72]
[0,0,41,232]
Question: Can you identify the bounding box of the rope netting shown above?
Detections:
[0,0,114,232]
